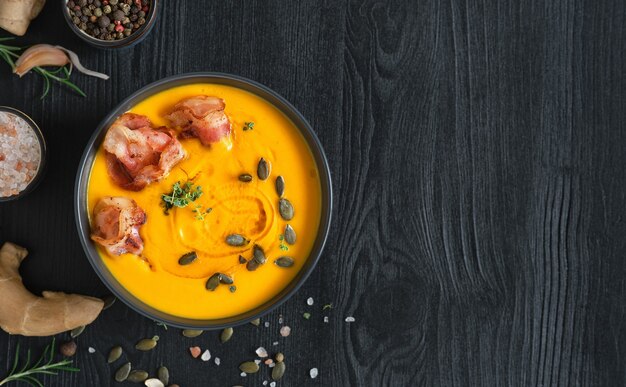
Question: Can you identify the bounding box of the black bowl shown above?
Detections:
[74,73,333,329]
[0,106,47,202]
[62,0,159,49]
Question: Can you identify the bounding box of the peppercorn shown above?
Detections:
[107,23,115,31]
[75,9,82,16]
[59,341,77,357]
[114,24,124,32]
[112,9,124,21]
[129,14,137,21]
[72,16,80,25]
[137,10,145,18]
[130,5,138,13]
[133,22,139,29]
[92,27,100,35]
[142,5,148,12]
[78,0,87,6]
[68,1,76,7]
[121,3,130,14]
[89,15,97,23]
[80,15,88,22]
[137,17,145,25]
[109,0,118,5]
[79,22,87,30]
[116,31,124,39]
[82,7,92,16]
[123,28,132,36]
[94,8,103,16]
[103,4,111,13]
[95,15,109,28]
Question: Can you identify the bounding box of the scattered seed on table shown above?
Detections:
[70,325,85,338]
[145,379,165,387]
[157,366,169,385]
[135,336,158,351]
[255,347,268,358]
[280,326,291,337]
[220,327,233,343]
[182,329,203,338]
[127,369,148,383]
[239,361,260,374]
[275,352,285,363]
[271,361,286,380]
[115,362,132,382]
[345,316,356,323]
[310,368,319,378]
[189,346,201,358]
[307,297,314,306]
[107,346,123,363]
[60,341,77,357]
[250,318,261,326]
[201,349,211,361]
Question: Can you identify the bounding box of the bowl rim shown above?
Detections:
[0,106,47,202]
[61,0,159,49]
[74,72,333,329]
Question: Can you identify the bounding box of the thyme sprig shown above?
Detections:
[161,181,203,214]
[0,338,79,386]
[0,37,86,99]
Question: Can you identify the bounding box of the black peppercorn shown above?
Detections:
[137,10,145,18]
[78,0,87,6]
[79,22,87,30]
[112,9,125,21]
[68,1,76,8]
[97,15,110,28]
[75,10,82,17]
[94,0,101,6]
[80,15,88,22]
[72,16,80,25]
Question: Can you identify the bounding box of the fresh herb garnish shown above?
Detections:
[192,204,212,221]
[278,234,289,251]
[155,321,168,330]
[161,181,203,214]
[0,338,79,386]
[323,304,333,310]
[243,121,255,131]
[0,38,86,99]
[303,312,311,320]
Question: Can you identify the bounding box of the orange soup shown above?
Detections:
[87,83,322,319]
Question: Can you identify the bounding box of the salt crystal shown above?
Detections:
[201,349,211,361]
[256,346,268,358]
[263,381,268,386]
[214,357,220,366]
[269,363,275,368]
[254,359,261,364]
[280,326,291,337]
[345,316,356,323]
[264,359,273,365]
[272,341,279,346]
[324,316,329,323]
[88,347,95,354]
[264,322,270,328]
[307,297,314,306]
[270,382,276,387]
[240,372,247,377]
[310,368,319,378]
[279,316,284,324]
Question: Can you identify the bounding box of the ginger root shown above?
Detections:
[0,242,103,336]
[0,0,46,36]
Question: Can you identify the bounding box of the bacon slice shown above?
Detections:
[90,197,147,256]
[103,113,185,191]
[165,96,231,145]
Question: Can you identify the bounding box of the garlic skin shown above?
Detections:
[13,44,109,80]
[14,45,69,77]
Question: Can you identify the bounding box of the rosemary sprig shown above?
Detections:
[0,338,79,386]
[0,37,86,99]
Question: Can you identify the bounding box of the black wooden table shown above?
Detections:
[1,1,625,386]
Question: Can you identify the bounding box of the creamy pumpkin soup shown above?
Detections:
[87,84,322,319]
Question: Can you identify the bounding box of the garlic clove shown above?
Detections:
[14,44,70,77]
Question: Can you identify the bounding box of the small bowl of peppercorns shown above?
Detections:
[63,0,158,49]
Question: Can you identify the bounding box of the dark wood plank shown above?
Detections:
[0,0,625,386]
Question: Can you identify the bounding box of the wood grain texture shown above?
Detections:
[0,0,625,386]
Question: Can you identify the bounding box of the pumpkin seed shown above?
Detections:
[257,158,270,180]
[274,256,294,268]
[145,379,165,387]
[238,255,247,264]
[157,366,169,385]
[275,352,285,362]
[246,259,259,271]
[178,252,197,265]
[70,325,85,338]
[229,285,237,293]
[206,273,220,291]
[275,176,285,197]
[219,273,234,284]
[250,318,261,326]
[284,224,296,244]
[272,361,286,380]
[127,369,149,383]
[278,198,294,220]
[115,362,132,382]
[253,244,266,264]
[239,361,260,374]
[225,234,249,247]
[238,173,253,182]
[102,295,116,310]
[107,346,122,363]
[135,336,158,351]
[220,327,233,343]
[182,329,204,338]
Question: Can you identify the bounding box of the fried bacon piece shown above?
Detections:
[103,113,185,191]
[90,196,146,256]
[165,95,231,145]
